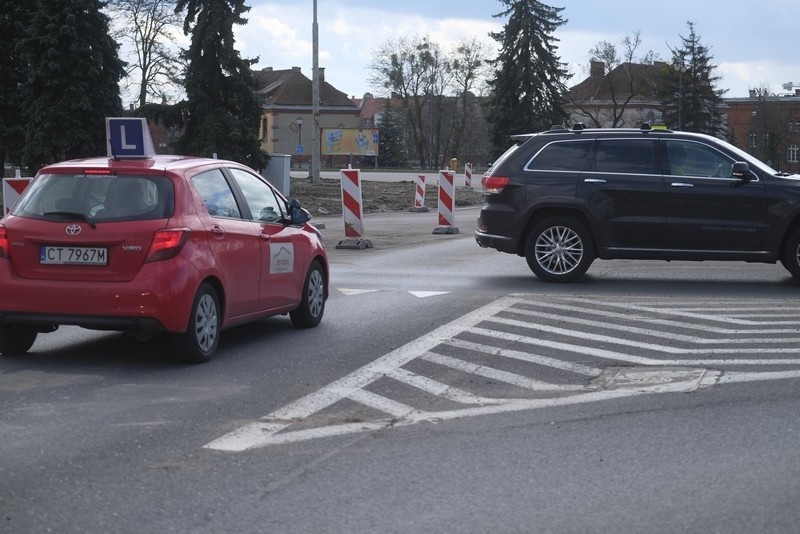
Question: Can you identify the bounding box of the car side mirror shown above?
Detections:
[731,161,751,180]
[287,198,310,225]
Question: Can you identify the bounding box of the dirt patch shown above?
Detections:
[289,178,484,216]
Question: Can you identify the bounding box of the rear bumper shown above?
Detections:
[475,230,518,254]
[0,261,199,333]
[0,311,165,333]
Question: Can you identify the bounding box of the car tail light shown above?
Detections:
[0,225,8,260]
[145,228,190,263]
[482,175,510,194]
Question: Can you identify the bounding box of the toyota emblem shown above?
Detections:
[65,224,82,236]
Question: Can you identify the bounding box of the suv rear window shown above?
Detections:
[527,140,593,172]
[13,173,174,222]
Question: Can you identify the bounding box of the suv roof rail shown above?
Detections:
[572,123,586,131]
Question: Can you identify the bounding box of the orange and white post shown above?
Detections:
[433,169,459,234]
[336,167,373,249]
[410,174,429,212]
[463,162,473,190]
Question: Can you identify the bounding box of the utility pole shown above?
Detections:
[311,0,321,183]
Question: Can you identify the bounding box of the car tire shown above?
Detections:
[0,324,38,355]
[781,228,800,281]
[173,283,220,363]
[290,260,326,328]
[525,217,595,283]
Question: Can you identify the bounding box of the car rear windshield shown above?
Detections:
[12,173,174,222]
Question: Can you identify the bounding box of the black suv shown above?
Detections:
[475,123,800,282]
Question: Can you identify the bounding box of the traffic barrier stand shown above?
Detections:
[409,174,429,212]
[433,169,459,234]
[335,167,373,249]
[463,162,473,190]
[2,174,33,215]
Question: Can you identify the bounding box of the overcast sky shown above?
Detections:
[226,1,800,100]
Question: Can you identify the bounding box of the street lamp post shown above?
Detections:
[673,61,686,130]
[296,116,303,169]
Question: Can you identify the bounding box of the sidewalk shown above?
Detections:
[311,206,481,251]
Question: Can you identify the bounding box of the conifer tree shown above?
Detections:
[377,102,408,168]
[660,22,726,136]
[0,1,32,172]
[487,0,569,160]
[175,0,267,169]
[19,0,124,171]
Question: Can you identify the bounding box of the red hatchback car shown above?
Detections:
[0,155,328,362]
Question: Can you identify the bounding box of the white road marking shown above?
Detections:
[421,351,586,391]
[346,389,419,418]
[504,307,800,344]
[512,298,800,335]
[385,366,503,405]
[467,325,800,365]
[561,297,800,326]
[204,297,519,451]
[409,291,450,298]
[204,295,800,452]
[718,369,800,384]
[441,337,601,376]
[337,288,379,296]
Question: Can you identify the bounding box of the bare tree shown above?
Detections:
[369,35,449,169]
[445,37,490,164]
[106,0,183,109]
[568,31,660,128]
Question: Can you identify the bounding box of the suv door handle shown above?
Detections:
[670,182,694,188]
[583,178,606,183]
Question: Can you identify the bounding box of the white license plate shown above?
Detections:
[40,246,108,265]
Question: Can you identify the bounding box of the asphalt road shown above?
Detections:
[2,209,800,533]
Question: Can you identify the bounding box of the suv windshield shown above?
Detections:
[13,173,174,222]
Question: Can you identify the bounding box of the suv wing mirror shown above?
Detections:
[731,161,751,181]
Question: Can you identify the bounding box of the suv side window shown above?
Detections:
[593,139,658,174]
[227,168,286,222]
[665,140,735,178]
[191,169,242,218]
[526,140,593,172]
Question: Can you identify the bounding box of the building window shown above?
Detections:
[796,121,800,134]
[789,145,799,163]
[749,131,758,148]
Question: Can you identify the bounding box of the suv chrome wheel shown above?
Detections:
[526,218,594,283]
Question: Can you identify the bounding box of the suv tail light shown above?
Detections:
[0,225,8,260]
[482,175,510,194]
[145,228,190,263]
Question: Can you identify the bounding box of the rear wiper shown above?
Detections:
[43,211,97,229]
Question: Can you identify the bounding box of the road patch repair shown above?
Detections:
[205,294,800,451]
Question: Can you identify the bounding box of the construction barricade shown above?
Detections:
[463,162,473,190]
[335,167,373,249]
[433,169,459,234]
[409,174,429,212]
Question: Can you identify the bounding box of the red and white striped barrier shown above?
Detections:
[433,169,459,234]
[3,176,33,215]
[464,162,473,190]
[410,174,429,212]
[336,167,373,249]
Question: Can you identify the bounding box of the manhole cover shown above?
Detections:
[590,366,719,393]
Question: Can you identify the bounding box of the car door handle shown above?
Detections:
[210,225,225,236]
[260,233,271,241]
[670,182,694,188]
[583,178,606,183]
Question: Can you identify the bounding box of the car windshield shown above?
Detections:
[13,173,174,222]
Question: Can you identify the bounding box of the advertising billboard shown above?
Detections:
[322,128,379,156]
